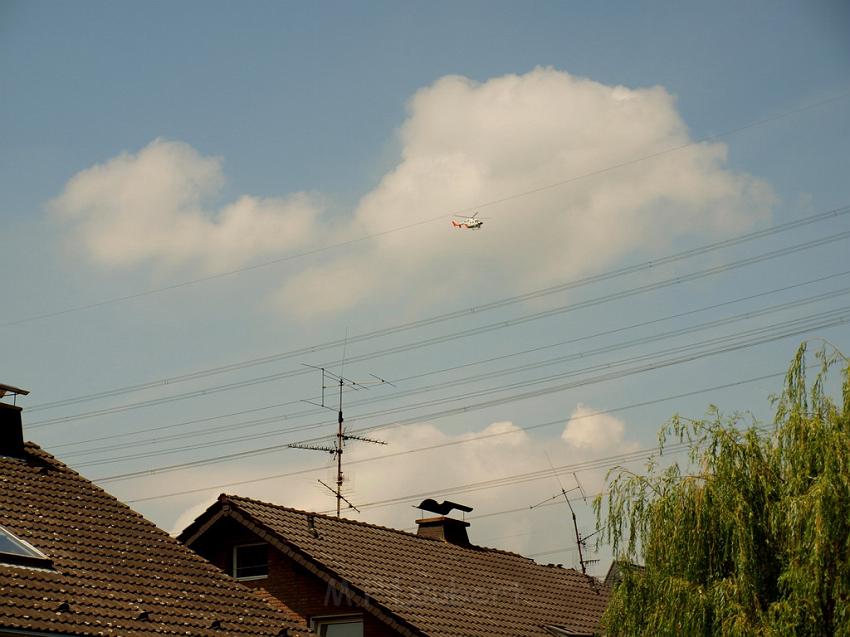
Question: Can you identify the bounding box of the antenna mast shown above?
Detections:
[290,363,391,517]
[529,458,598,574]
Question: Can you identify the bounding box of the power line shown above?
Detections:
[316,457,645,518]
[526,546,581,559]
[118,358,811,501]
[49,267,850,455]
[75,305,850,468]
[7,90,847,330]
[125,390,740,507]
[26,202,850,413]
[72,307,844,484]
[317,416,793,524]
[93,309,849,479]
[28,225,850,428]
[281,308,848,443]
[62,286,850,462]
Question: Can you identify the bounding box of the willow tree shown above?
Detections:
[595,344,850,636]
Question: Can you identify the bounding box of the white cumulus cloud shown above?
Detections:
[276,67,775,316]
[51,139,321,271]
[562,403,629,451]
[53,68,775,316]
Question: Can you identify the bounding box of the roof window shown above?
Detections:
[0,525,52,569]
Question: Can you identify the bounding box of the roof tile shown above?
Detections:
[0,444,309,637]
[187,495,610,637]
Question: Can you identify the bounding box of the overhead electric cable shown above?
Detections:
[332,414,785,524]
[49,267,850,454]
[28,226,850,428]
[126,366,795,504]
[197,307,849,448]
[6,90,848,329]
[106,309,842,485]
[66,303,850,467]
[89,309,849,474]
[63,287,850,462]
[526,546,581,559]
[315,454,679,517]
[26,203,850,413]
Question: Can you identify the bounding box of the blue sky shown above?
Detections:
[1,1,849,573]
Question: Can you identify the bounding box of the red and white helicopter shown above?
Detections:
[451,211,485,229]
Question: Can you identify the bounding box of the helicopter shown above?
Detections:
[451,211,484,229]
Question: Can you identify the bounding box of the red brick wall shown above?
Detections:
[188,517,402,636]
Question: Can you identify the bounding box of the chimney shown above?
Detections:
[415,516,471,546]
[0,384,29,459]
[414,499,473,546]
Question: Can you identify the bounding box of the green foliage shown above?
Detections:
[595,344,850,636]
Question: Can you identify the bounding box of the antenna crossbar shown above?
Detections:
[318,479,361,513]
[287,442,336,454]
[529,492,564,509]
[343,434,387,445]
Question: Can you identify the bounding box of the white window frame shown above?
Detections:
[311,614,364,636]
[232,542,269,581]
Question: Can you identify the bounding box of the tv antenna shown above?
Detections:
[529,456,599,574]
[289,360,392,517]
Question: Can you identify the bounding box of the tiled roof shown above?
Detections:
[183,494,610,637]
[0,443,310,637]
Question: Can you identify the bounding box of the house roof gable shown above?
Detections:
[181,494,610,637]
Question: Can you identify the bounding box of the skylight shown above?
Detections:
[0,525,52,569]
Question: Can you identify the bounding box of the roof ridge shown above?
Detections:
[223,493,537,561]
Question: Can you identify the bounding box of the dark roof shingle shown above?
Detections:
[0,444,308,637]
[184,494,610,637]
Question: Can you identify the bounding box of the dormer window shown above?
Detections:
[312,615,364,637]
[0,524,52,569]
[233,542,268,580]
